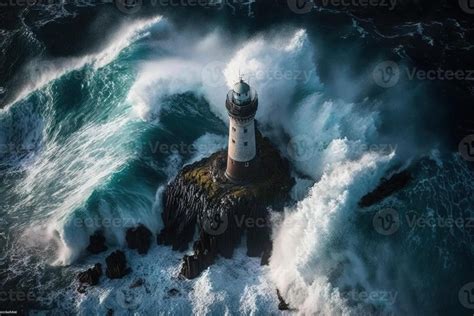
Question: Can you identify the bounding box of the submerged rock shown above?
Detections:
[158,132,294,279]
[126,224,152,255]
[86,231,108,254]
[77,263,102,293]
[359,170,412,207]
[105,250,130,279]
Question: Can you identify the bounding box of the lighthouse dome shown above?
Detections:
[232,79,251,105]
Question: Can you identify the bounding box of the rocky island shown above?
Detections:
[158,131,294,278]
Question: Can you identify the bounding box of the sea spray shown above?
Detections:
[270,151,395,315]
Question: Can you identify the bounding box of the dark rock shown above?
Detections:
[159,131,294,279]
[260,241,272,266]
[126,224,152,255]
[168,288,180,296]
[107,309,114,316]
[130,278,144,288]
[359,170,412,207]
[105,250,130,279]
[277,289,290,311]
[86,231,107,254]
[180,233,218,279]
[77,263,102,293]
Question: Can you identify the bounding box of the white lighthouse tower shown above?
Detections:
[225,79,259,183]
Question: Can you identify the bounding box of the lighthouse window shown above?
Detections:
[244,128,248,133]
[232,139,235,143]
[244,142,248,146]
[232,127,236,132]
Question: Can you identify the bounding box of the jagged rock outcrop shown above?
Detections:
[359,170,412,207]
[126,224,152,255]
[86,231,107,254]
[105,250,130,279]
[77,263,102,293]
[180,232,218,279]
[277,289,290,311]
[158,132,294,279]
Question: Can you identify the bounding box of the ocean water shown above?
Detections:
[0,6,473,316]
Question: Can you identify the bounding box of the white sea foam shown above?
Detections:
[69,246,278,315]
[129,58,204,122]
[270,152,395,315]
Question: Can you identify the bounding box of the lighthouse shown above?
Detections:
[225,79,259,183]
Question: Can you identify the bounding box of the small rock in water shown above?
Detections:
[277,289,290,311]
[359,170,412,207]
[106,250,130,279]
[126,224,152,255]
[86,231,108,254]
[129,278,145,288]
[168,288,180,296]
[77,263,102,293]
